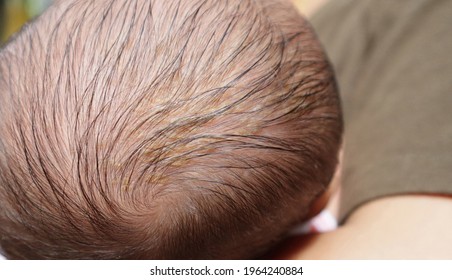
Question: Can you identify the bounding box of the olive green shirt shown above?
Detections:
[311,0,452,222]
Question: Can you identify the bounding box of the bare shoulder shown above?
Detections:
[273,195,452,259]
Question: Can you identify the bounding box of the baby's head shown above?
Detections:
[0,0,341,259]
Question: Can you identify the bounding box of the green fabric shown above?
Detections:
[311,0,452,222]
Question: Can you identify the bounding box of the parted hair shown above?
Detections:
[0,0,342,259]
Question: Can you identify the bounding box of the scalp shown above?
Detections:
[0,0,341,259]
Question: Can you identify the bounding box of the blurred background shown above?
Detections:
[0,0,324,44]
[0,0,52,42]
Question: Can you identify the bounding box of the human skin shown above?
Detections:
[292,0,329,17]
[273,194,452,259]
[273,0,452,260]
[0,0,342,259]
